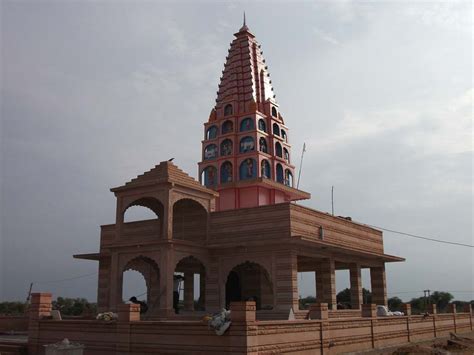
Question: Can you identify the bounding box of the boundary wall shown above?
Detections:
[28,294,473,355]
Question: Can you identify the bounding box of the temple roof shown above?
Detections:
[216,21,277,109]
[111,161,218,196]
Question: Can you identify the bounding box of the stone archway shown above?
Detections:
[174,256,206,312]
[122,256,160,315]
[225,261,273,310]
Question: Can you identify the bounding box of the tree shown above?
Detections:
[0,302,27,315]
[299,296,316,309]
[335,288,372,308]
[52,297,97,316]
[388,297,403,311]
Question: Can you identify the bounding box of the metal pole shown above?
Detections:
[296,143,306,189]
[331,186,334,216]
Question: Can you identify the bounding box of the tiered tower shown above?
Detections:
[198,20,310,210]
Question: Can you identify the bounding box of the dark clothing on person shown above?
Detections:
[173,291,179,314]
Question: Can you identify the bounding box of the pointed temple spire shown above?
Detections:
[198,21,310,211]
[240,11,248,32]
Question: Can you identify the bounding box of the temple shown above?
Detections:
[74,21,404,320]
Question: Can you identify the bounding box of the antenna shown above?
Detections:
[296,143,306,189]
[243,11,246,27]
[331,186,334,216]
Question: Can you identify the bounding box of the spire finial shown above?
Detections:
[239,11,249,32]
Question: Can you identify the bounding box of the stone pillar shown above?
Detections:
[230,301,256,323]
[309,303,328,320]
[199,272,206,309]
[315,270,324,303]
[109,252,122,312]
[402,303,412,316]
[275,251,299,312]
[116,304,140,354]
[362,303,377,318]
[28,293,52,355]
[370,265,387,306]
[463,304,473,314]
[205,256,220,313]
[320,258,336,310]
[158,246,175,318]
[97,256,111,312]
[349,263,363,309]
[162,193,173,240]
[184,271,194,311]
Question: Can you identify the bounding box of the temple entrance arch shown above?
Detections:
[225,262,273,310]
[122,256,160,315]
[174,256,206,312]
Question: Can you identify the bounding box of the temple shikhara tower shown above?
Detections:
[74,20,403,321]
[198,21,309,211]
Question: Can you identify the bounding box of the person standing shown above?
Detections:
[173,275,184,314]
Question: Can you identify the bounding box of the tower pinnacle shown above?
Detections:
[240,11,249,32]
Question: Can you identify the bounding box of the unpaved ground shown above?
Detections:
[350,332,474,355]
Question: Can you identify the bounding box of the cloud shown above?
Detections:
[311,89,473,156]
[312,27,340,45]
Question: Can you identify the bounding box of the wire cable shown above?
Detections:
[35,272,97,284]
[367,224,474,248]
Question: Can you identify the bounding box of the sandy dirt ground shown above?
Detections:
[350,332,474,355]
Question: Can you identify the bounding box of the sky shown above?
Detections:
[1,1,472,303]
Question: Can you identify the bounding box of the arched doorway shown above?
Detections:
[122,256,160,315]
[225,262,273,310]
[174,256,206,313]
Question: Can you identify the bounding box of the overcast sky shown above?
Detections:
[1,1,472,303]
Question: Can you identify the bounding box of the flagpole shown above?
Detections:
[296,143,306,189]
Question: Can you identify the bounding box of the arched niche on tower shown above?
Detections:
[206,126,218,140]
[275,142,283,158]
[204,144,218,160]
[285,169,293,187]
[276,163,284,184]
[260,159,271,179]
[259,137,268,153]
[272,123,280,136]
[221,120,234,134]
[283,147,290,163]
[271,106,278,118]
[172,199,207,242]
[220,161,233,184]
[240,117,255,132]
[201,165,217,188]
[258,119,267,132]
[220,139,233,156]
[239,136,255,153]
[224,104,233,116]
[281,129,287,142]
[239,158,257,180]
